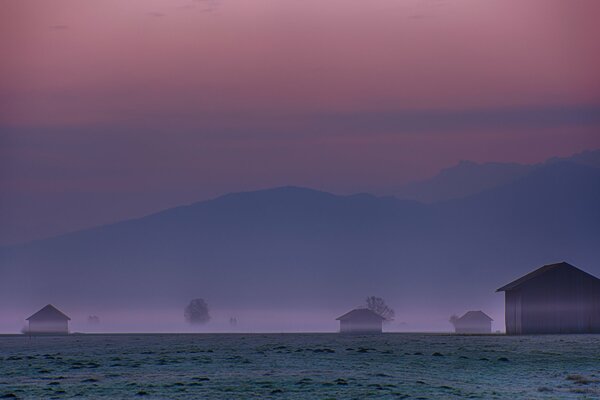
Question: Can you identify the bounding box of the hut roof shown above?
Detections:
[458,310,493,322]
[26,304,71,321]
[336,308,386,321]
[496,262,599,292]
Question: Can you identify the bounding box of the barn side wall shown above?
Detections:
[517,268,600,334]
[339,319,382,333]
[455,320,491,334]
[28,320,69,334]
[504,290,521,335]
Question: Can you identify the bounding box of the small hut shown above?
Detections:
[497,262,600,334]
[26,304,70,334]
[452,311,492,334]
[336,308,385,333]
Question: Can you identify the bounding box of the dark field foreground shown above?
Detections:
[1,333,600,399]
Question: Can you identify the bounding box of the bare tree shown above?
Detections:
[185,298,210,325]
[366,296,395,321]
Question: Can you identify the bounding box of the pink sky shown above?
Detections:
[1,0,600,244]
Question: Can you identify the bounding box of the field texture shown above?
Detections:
[1,333,600,399]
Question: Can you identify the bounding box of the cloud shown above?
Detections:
[147,12,166,18]
[308,105,600,136]
[193,0,220,12]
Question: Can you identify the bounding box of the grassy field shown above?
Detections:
[1,333,600,399]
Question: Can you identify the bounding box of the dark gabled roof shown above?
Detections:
[336,308,386,321]
[26,304,71,321]
[458,310,493,322]
[496,262,599,292]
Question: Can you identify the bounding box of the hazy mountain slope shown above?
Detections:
[1,164,599,324]
[393,161,532,203]
[0,188,428,309]
[428,161,600,286]
[392,148,600,203]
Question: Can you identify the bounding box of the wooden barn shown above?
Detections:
[497,262,600,335]
[452,311,493,334]
[336,308,385,333]
[26,304,70,335]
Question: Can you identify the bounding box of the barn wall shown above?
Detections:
[28,320,68,334]
[517,268,600,334]
[505,290,521,335]
[454,321,491,334]
[339,319,382,333]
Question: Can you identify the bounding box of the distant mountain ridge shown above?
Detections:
[1,158,599,328]
[391,148,600,203]
[546,149,600,168]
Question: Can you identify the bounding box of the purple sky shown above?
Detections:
[1,0,600,245]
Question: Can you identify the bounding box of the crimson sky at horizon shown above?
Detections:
[1,0,600,244]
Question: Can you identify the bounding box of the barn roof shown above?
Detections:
[336,308,386,321]
[458,310,493,322]
[496,262,599,292]
[26,304,71,321]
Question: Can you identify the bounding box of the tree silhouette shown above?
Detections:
[366,296,395,321]
[184,298,210,325]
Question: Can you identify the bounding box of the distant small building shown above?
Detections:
[452,311,492,334]
[497,262,600,335]
[26,304,70,335]
[336,308,385,333]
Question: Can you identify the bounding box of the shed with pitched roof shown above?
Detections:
[26,304,70,334]
[336,308,385,333]
[452,310,493,333]
[497,262,600,334]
